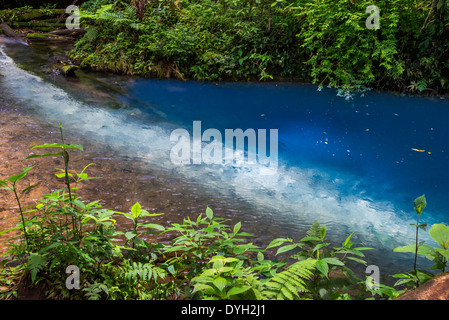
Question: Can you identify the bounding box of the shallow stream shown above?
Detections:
[1,38,448,285]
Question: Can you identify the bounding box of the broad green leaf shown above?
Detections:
[77,173,88,180]
[313,243,328,253]
[213,277,227,292]
[227,286,251,297]
[196,213,203,225]
[167,264,176,275]
[195,284,216,295]
[315,260,329,278]
[25,152,64,160]
[8,167,33,183]
[55,172,66,178]
[267,238,289,249]
[64,144,84,151]
[73,199,86,210]
[124,231,137,240]
[31,143,83,151]
[21,184,37,195]
[0,226,20,236]
[276,244,297,255]
[81,214,98,224]
[233,221,241,234]
[206,207,213,220]
[131,202,142,219]
[140,223,165,231]
[435,248,449,260]
[393,243,435,257]
[236,232,254,237]
[343,232,354,247]
[414,194,426,215]
[429,224,449,249]
[321,257,344,266]
[346,257,367,265]
[31,143,64,149]
[300,236,322,243]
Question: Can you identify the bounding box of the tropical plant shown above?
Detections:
[0,167,36,251]
[391,195,449,289]
[266,220,373,299]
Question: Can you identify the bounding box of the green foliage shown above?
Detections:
[0,126,442,300]
[0,166,36,250]
[26,252,47,283]
[267,220,374,300]
[414,194,427,215]
[263,259,316,300]
[70,0,304,80]
[0,263,24,299]
[191,255,262,300]
[392,195,449,293]
[66,0,449,94]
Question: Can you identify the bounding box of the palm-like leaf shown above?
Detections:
[263,259,316,300]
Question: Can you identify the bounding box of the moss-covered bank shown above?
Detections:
[67,0,449,96]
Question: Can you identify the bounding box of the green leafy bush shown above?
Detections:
[0,125,442,301]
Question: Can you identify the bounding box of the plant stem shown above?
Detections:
[414,214,420,287]
[12,184,29,251]
[60,125,77,237]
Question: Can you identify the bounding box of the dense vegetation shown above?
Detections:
[66,0,449,95]
[1,126,449,300]
[0,0,83,9]
[1,0,449,301]
[1,1,447,94]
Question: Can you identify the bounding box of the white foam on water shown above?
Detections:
[0,45,434,253]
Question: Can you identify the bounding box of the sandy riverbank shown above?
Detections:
[0,104,195,255]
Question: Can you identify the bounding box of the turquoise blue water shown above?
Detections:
[1,39,449,282]
[128,79,449,220]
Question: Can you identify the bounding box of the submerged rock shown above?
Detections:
[61,64,79,76]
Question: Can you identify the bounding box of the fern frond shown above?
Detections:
[307,220,321,238]
[263,259,316,300]
[121,261,167,284]
[27,253,47,283]
[85,26,99,42]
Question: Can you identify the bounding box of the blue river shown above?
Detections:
[1,39,449,283]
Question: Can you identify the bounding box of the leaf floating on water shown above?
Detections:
[411,148,425,152]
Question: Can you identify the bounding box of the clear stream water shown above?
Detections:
[1,38,449,285]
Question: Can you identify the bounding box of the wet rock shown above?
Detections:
[395,272,449,300]
[61,64,79,76]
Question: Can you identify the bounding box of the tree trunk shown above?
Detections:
[0,22,29,44]
[132,0,147,21]
[48,28,86,35]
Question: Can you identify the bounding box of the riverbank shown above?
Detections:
[2,7,449,299]
[66,0,449,97]
[2,1,449,98]
[0,104,199,256]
